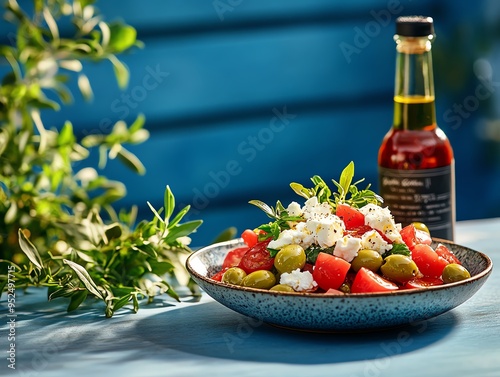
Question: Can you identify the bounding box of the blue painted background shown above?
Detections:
[2,1,500,246]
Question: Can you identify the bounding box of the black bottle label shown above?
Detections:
[378,163,455,241]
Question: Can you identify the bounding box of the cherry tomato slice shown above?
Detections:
[221,246,249,270]
[403,277,444,290]
[350,267,399,293]
[241,229,258,248]
[238,240,274,274]
[336,204,365,230]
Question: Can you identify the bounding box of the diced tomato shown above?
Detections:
[350,267,399,293]
[336,204,365,230]
[434,243,461,265]
[221,247,250,270]
[241,229,258,248]
[325,288,344,295]
[238,240,274,274]
[403,276,444,290]
[400,224,432,250]
[411,244,449,278]
[312,252,351,291]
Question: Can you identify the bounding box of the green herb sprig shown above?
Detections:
[290,161,383,211]
[250,161,383,238]
[247,199,302,241]
[0,1,204,317]
[2,186,202,318]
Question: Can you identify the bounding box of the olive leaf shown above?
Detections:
[18,229,43,270]
[0,1,204,318]
[67,290,88,312]
[163,220,203,244]
[212,227,237,243]
[248,199,277,219]
[164,185,175,222]
[63,259,104,300]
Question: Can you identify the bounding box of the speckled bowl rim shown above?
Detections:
[186,238,493,298]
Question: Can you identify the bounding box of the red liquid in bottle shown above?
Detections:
[378,97,455,240]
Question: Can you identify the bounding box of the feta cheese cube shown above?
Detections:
[286,201,302,217]
[359,203,403,243]
[267,228,305,250]
[360,230,393,254]
[306,216,345,248]
[333,235,362,262]
[302,196,334,221]
[279,268,317,292]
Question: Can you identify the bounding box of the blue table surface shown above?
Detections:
[1,218,499,377]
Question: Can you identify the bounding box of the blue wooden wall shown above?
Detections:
[2,1,500,246]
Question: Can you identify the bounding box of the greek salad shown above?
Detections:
[211,162,470,294]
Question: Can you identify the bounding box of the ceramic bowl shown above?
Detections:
[185,239,492,332]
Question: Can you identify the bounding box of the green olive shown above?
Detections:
[221,267,247,285]
[380,254,419,283]
[274,244,306,274]
[442,263,471,284]
[351,249,383,272]
[269,284,295,292]
[412,222,430,235]
[242,270,276,289]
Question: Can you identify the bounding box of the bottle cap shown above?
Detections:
[396,16,434,37]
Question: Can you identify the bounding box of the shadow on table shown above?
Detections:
[132,301,459,365]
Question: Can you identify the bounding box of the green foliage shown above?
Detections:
[0,1,203,317]
[290,161,383,211]
[250,162,383,240]
[382,242,411,259]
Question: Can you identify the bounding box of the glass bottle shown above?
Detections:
[378,16,455,241]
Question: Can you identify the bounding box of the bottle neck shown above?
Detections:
[393,35,436,131]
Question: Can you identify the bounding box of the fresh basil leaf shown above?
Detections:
[305,246,333,264]
[268,248,279,258]
[383,243,411,258]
